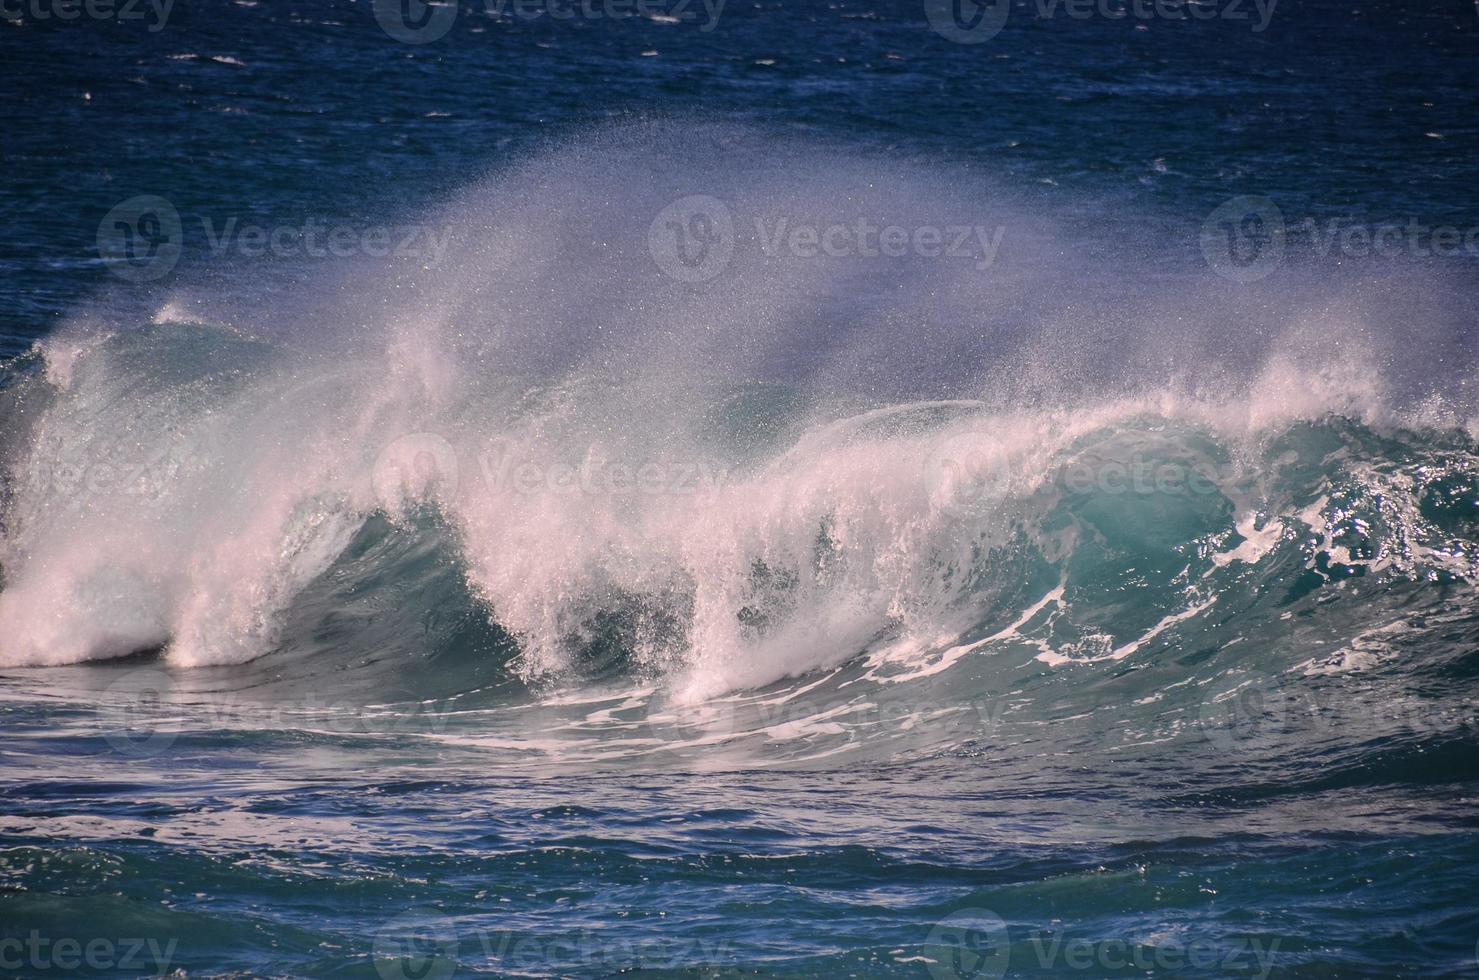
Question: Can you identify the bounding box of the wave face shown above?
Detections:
[2,124,1478,767]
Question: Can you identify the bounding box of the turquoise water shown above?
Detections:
[3,2,1479,977]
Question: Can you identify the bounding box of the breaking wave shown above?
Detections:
[2,122,1476,765]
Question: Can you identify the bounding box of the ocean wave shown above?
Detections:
[1,125,1475,766]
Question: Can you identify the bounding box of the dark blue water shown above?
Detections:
[3,0,1479,976]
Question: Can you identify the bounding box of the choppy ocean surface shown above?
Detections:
[3,0,1479,976]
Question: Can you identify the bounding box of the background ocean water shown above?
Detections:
[3,0,1479,977]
